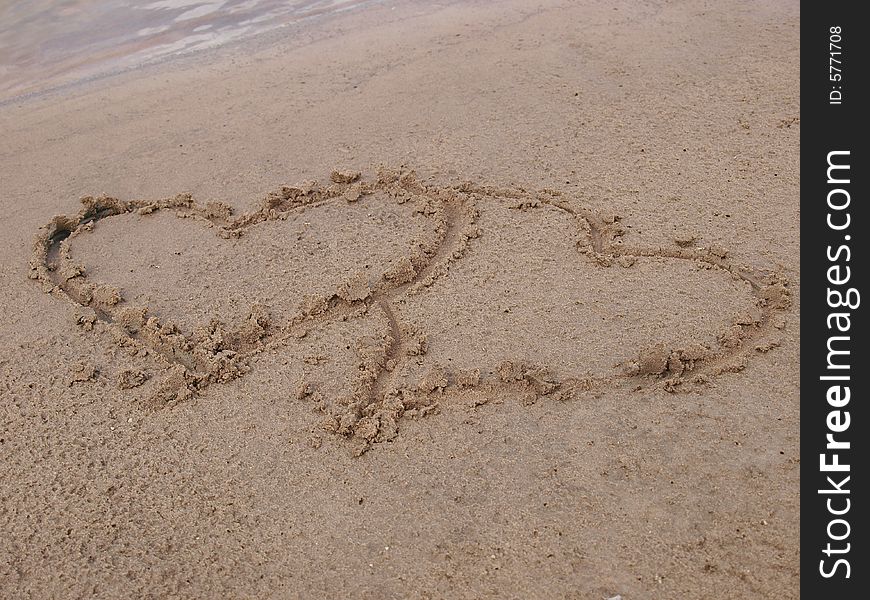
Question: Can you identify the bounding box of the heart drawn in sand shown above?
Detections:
[31,167,791,454]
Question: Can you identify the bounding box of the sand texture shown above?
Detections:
[1,0,799,598]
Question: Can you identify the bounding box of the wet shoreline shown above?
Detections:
[0,0,376,103]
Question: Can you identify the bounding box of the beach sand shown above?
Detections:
[0,0,799,597]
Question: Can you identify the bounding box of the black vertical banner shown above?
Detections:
[802,2,868,596]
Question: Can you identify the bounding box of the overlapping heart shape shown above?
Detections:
[31,167,790,454]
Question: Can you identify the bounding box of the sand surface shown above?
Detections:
[0,0,799,598]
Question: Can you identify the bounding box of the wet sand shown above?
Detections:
[0,0,375,101]
[0,0,800,598]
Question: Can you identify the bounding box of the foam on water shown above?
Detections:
[0,0,372,101]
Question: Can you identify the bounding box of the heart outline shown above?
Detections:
[30,168,791,454]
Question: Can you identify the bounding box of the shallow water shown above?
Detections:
[0,0,370,101]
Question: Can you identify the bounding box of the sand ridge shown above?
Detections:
[30,167,791,455]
